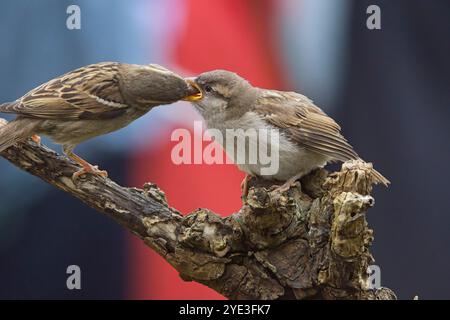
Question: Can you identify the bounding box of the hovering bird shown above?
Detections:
[0,62,200,179]
[184,70,389,193]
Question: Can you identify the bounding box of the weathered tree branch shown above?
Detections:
[0,118,396,300]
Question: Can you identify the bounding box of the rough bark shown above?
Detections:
[0,118,396,300]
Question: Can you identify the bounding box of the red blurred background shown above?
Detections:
[128,0,285,299]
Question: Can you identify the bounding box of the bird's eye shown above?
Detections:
[204,85,213,93]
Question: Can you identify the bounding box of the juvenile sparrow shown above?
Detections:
[185,70,389,193]
[0,62,200,179]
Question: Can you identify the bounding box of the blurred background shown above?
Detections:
[0,0,449,299]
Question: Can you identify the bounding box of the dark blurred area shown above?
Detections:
[0,0,449,299]
[338,0,450,299]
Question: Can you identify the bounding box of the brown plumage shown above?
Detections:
[0,62,199,178]
[255,91,360,162]
[186,70,389,190]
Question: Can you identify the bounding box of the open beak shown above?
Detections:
[183,79,203,101]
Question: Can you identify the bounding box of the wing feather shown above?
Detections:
[0,62,128,120]
[255,90,359,162]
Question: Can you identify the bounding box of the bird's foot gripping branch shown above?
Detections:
[0,117,396,300]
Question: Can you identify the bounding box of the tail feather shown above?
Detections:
[345,158,390,187]
[0,118,37,152]
[371,167,390,187]
[0,101,19,114]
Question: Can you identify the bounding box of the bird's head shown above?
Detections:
[120,63,202,107]
[183,70,253,117]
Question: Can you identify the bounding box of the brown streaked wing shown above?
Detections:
[9,62,128,120]
[255,90,359,162]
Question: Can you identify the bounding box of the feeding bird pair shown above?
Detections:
[0,62,389,191]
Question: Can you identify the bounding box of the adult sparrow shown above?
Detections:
[0,62,200,179]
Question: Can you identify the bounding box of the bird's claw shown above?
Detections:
[273,179,300,193]
[241,174,252,199]
[30,134,41,145]
[72,165,108,181]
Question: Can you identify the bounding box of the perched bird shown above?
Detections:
[0,62,200,179]
[185,70,390,192]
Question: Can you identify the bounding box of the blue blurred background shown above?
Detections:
[0,0,449,299]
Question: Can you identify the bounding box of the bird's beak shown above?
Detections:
[183,79,203,101]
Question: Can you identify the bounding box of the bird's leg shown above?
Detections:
[241,174,252,197]
[275,172,304,193]
[30,134,41,145]
[69,152,108,180]
[63,147,108,180]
